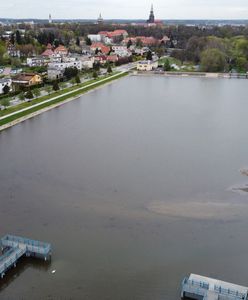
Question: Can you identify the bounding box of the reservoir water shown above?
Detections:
[0,75,248,299]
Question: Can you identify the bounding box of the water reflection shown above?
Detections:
[0,257,51,291]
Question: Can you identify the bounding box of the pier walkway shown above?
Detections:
[0,235,51,279]
[181,274,248,300]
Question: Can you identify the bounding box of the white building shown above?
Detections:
[0,78,12,94]
[137,60,158,71]
[79,56,95,69]
[47,67,64,80]
[112,45,131,57]
[48,60,82,71]
[26,56,50,67]
[88,34,102,43]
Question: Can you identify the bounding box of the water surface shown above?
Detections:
[0,76,248,299]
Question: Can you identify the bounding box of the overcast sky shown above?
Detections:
[1,0,248,19]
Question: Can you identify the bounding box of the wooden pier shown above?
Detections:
[181,274,248,300]
[0,235,51,279]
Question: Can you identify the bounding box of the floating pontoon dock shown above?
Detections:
[0,234,51,279]
[181,274,248,300]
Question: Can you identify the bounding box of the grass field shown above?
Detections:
[0,72,128,127]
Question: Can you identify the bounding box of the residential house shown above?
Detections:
[79,56,95,69]
[47,67,64,80]
[99,30,128,44]
[94,55,107,65]
[12,73,43,89]
[26,56,50,67]
[88,34,102,42]
[54,45,68,56]
[123,36,158,47]
[7,43,20,58]
[112,45,131,57]
[107,55,119,63]
[48,60,82,71]
[90,43,110,55]
[0,78,12,94]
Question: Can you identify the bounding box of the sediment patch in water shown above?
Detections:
[147,201,247,220]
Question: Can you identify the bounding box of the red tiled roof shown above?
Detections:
[91,43,110,55]
[54,45,68,53]
[46,43,53,49]
[123,36,158,46]
[42,49,54,56]
[107,55,118,62]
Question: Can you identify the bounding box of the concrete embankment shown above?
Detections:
[132,70,248,79]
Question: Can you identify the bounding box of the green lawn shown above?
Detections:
[0,72,120,118]
[0,72,128,127]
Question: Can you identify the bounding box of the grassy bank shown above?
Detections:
[0,72,128,127]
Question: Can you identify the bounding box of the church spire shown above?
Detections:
[147,4,155,23]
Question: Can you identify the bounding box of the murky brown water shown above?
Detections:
[0,76,248,300]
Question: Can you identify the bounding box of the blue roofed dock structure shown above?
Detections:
[181,274,248,300]
[0,235,51,279]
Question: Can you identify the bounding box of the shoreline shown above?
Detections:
[0,72,128,132]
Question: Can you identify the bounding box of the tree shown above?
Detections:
[45,86,53,95]
[3,85,10,95]
[93,71,98,79]
[76,37,80,46]
[163,59,171,71]
[18,92,25,101]
[85,37,92,46]
[200,48,227,72]
[25,90,34,99]
[107,64,112,73]
[53,81,60,91]
[10,57,22,67]
[64,67,78,80]
[146,50,153,61]
[235,56,248,72]
[93,62,100,71]
[136,38,143,48]
[127,39,132,48]
[33,89,41,98]
[1,98,10,109]
[75,75,81,84]
[15,30,22,44]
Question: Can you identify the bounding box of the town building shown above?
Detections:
[136,60,158,71]
[112,45,131,57]
[7,43,20,58]
[98,30,128,44]
[90,43,110,55]
[123,36,158,47]
[87,34,102,43]
[79,56,95,69]
[47,67,64,81]
[26,56,50,67]
[48,60,82,72]
[54,45,68,56]
[0,78,12,94]
[107,55,119,63]
[12,73,43,89]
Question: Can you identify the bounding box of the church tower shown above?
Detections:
[97,13,104,25]
[147,4,155,23]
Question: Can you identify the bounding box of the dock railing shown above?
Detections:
[214,285,247,300]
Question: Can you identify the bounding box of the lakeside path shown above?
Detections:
[132,70,248,79]
[0,71,128,132]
